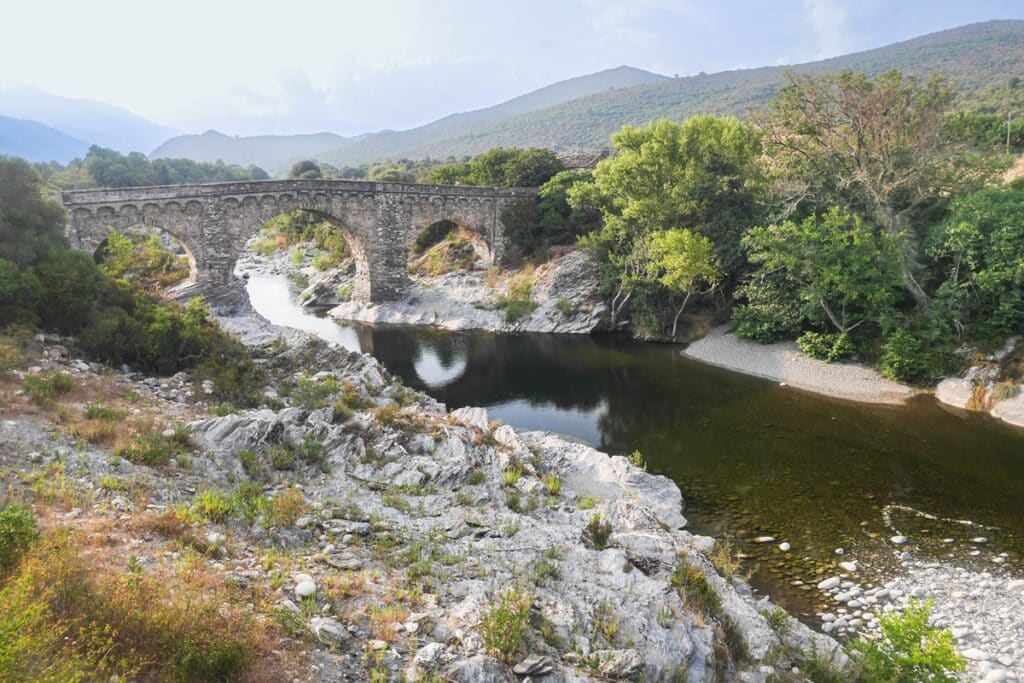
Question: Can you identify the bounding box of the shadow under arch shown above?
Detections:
[408,218,493,269]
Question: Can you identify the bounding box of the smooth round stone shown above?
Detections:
[778,542,792,552]
[984,670,1007,682]
[753,536,776,543]
[890,535,907,545]
[835,548,845,555]
[839,561,858,573]
[817,577,841,591]
[971,537,990,544]
[295,580,317,598]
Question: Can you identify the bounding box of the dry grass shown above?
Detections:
[368,603,410,643]
[0,516,298,682]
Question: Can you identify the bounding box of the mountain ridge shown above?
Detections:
[0,115,90,163]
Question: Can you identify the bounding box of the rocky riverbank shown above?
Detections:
[935,337,1024,430]
[682,326,918,405]
[0,317,845,681]
[236,240,607,335]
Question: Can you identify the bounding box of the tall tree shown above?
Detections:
[571,116,762,327]
[646,228,718,340]
[762,69,992,308]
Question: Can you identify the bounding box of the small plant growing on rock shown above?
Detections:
[555,297,576,318]
[531,549,561,586]
[374,404,401,426]
[478,588,532,663]
[584,512,613,550]
[501,465,523,487]
[577,494,597,510]
[192,488,235,522]
[541,473,561,495]
[849,598,965,682]
[672,563,719,617]
[709,536,745,578]
[627,449,647,470]
[264,487,307,527]
[268,445,296,470]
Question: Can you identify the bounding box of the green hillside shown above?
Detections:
[321,20,1024,163]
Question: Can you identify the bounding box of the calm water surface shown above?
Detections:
[246,274,1024,615]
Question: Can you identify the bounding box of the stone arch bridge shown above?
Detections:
[58,179,534,304]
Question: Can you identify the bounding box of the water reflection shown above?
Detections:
[246,275,1024,611]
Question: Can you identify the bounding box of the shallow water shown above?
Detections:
[246,274,1024,615]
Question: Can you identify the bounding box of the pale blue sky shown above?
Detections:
[3,0,1022,136]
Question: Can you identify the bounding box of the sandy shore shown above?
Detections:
[683,326,917,405]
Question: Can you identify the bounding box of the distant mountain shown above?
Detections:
[0,115,90,163]
[0,87,177,155]
[150,130,357,174]
[318,66,668,165]
[318,20,1024,163]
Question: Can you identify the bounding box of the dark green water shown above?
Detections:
[247,275,1024,616]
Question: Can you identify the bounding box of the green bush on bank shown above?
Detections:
[0,156,262,403]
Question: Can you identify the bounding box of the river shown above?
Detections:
[246,273,1024,618]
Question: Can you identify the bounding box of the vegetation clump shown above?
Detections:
[478,588,532,663]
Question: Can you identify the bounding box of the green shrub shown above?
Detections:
[291,375,340,409]
[268,446,296,471]
[0,335,24,372]
[290,246,304,266]
[83,403,128,420]
[478,588,531,663]
[114,433,178,466]
[312,250,339,271]
[584,512,612,550]
[192,489,235,523]
[294,434,327,468]
[849,599,965,682]
[672,563,720,617]
[0,503,38,572]
[23,371,75,406]
[797,331,855,362]
[880,329,946,385]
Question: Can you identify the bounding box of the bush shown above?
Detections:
[0,503,38,573]
[849,599,965,682]
[478,588,532,663]
[797,331,855,362]
[879,329,949,385]
[192,488,235,522]
[23,371,75,406]
[114,433,179,466]
[264,488,307,527]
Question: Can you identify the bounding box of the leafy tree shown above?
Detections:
[762,70,994,308]
[571,116,762,327]
[289,160,322,179]
[0,156,68,266]
[741,208,902,336]
[429,148,564,188]
[646,229,718,340]
[367,164,417,183]
[499,170,599,262]
[925,186,1024,341]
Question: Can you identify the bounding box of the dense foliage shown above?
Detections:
[569,115,762,334]
[0,156,262,402]
[35,146,268,189]
[428,147,564,188]
[549,67,1021,383]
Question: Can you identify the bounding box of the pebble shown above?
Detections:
[817,576,841,590]
[838,561,858,573]
[778,542,791,552]
[890,535,907,545]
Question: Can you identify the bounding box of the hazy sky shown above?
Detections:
[3,0,1023,136]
